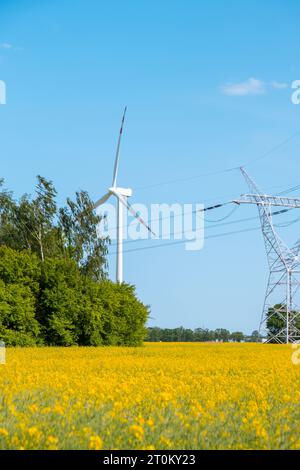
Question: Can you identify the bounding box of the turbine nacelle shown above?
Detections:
[109,187,133,198]
[93,187,133,209]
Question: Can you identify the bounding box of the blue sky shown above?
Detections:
[0,0,300,333]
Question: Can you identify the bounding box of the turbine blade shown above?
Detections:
[118,195,155,236]
[93,192,111,208]
[112,106,127,188]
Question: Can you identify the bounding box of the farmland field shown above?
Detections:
[0,343,299,449]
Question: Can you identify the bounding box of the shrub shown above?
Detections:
[0,247,149,346]
[0,281,40,345]
[38,258,84,346]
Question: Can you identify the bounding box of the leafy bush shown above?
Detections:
[0,329,37,347]
[38,258,83,346]
[0,281,39,336]
[0,246,40,295]
[0,247,149,346]
[99,282,148,346]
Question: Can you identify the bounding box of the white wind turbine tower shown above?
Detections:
[94,107,154,283]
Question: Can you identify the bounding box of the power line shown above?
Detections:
[100,181,300,234]
[134,128,300,192]
[204,204,239,223]
[109,211,257,247]
[108,208,296,253]
[242,129,300,168]
[276,184,300,196]
[101,200,230,234]
[135,167,237,191]
[107,226,261,255]
[274,215,300,228]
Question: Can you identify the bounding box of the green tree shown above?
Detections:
[0,247,41,345]
[37,258,149,346]
[30,176,58,261]
[0,281,40,344]
[214,328,230,342]
[0,175,149,347]
[94,282,149,346]
[59,190,108,280]
[146,327,162,342]
[38,258,84,346]
[0,179,22,251]
[194,328,214,342]
[0,246,41,304]
[250,330,262,342]
[78,278,106,346]
[0,177,109,277]
[230,331,244,342]
[0,176,59,260]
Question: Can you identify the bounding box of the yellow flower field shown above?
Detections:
[0,343,299,449]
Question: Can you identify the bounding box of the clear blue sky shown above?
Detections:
[1,0,300,333]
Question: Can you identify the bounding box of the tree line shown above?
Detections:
[0,177,149,346]
[147,310,300,343]
[146,327,262,342]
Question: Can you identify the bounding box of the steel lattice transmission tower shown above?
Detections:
[233,168,300,343]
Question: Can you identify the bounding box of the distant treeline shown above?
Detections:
[146,327,263,342]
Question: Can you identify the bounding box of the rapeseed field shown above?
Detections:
[0,343,299,449]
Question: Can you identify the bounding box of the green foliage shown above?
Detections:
[38,258,84,346]
[79,279,106,346]
[0,246,41,294]
[214,328,231,342]
[37,259,148,346]
[0,175,149,347]
[147,327,249,342]
[230,331,244,342]
[0,285,39,347]
[250,330,262,342]
[96,282,149,346]
[0,176,108,279]
[0,329,37,347]
[58,190,108,280]
[0,246,149,347]
[0,281,39,337]
[194,328,215,342]
[77,280,149,346]
[0,247,41,345]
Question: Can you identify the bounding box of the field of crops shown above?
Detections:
[0,343,299,449]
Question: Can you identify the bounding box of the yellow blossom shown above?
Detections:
[88,435,103,450]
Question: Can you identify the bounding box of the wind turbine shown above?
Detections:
[94,107,153,283]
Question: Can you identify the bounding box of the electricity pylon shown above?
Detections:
[233,168,300,343]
